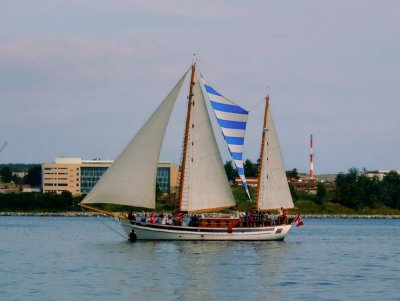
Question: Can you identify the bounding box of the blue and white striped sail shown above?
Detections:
[202,79,251,200]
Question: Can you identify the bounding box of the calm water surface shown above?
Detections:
[0,217,399,301]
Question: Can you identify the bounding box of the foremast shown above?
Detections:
[255,95,295,211]
[255,95,269,210]
[177,59,196,212]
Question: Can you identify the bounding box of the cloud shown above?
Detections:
[0,1,399,171]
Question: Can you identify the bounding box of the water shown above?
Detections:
[0,217,399,301]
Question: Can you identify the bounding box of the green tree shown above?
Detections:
[224,161,238,182]
[24,166,42,187]
[315,182,327,205]
[56,191,74,210]
[244,159,258,177]
[358,173,381,208]
[382,171,400,209]
[288,182,298,201]
[335,168,360,208]
[335,168,387,209]
[156,182,163,200]
[286,168,300,180]
[0,166,12,183]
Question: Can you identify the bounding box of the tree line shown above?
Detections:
[0,191,82,211]
[0,164,42,186]
[335,168,400,210]
[224,159,259,181]
[225,161,400,211]
[1,162,399,212]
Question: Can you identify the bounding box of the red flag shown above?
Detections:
[294,214,304,227]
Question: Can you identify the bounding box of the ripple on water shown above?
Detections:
[1,217,399,301]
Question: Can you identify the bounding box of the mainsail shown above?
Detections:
[257,100,294,210]
[81,72,188,208]
[202,80,251,200]
[179,72,236,212]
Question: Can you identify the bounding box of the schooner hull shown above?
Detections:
[119,219,292,241]
[81,63,298,242]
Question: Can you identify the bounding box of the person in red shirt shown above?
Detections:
[150,214,156,224]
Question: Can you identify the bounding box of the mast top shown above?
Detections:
[192,53,196,65]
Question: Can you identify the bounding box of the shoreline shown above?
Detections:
[302,214,400,219]
[1,211,400,219]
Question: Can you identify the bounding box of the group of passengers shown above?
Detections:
[128,207,289,227]
[240,207,288,226]
[128,211,174,225]
[128,211,204,227]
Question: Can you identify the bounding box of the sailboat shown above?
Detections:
[80,58,295,241]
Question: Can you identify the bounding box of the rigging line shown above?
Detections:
[197,58,271,112]
[248,87,272,112]
[248,98,266,112]
[98,217,128,240]
[198,58,265,93]
[198,58,269,93]
[248,86,271,112]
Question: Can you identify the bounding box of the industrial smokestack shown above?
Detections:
[310,134,314,179]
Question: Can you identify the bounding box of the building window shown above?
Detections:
[80,167,109,193]
[156,167,170,193]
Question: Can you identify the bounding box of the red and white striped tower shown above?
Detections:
[310,134,314,179]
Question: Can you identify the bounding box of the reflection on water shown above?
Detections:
[1,217,399,301]
[126,240,290,300]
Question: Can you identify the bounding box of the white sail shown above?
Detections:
[179,72,236,212]
[258,108,294,210]
[82,72,187,208]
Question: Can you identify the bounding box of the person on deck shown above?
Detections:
[264,211,271,226]
[240,212,246,227]
[128,211,135,221]
[140,211,146,222]
[249,213,255,227]
[161,214,168,225]
[282,208,287,224]
[278,207,284,224]
[191,215,200,227]
[158,212,164,223]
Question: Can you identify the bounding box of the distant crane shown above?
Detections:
[0,142,7,154]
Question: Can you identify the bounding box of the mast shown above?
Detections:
[255,95,269,210]
[177,59,196,211]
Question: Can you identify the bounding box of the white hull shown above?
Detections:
[119,219,292,241]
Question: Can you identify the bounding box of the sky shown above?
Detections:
[0,0,399,174]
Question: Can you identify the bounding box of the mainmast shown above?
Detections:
[177,58,196,211]
[255,95,269,210]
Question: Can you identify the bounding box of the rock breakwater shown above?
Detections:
[302,214,400,219]
[1,212,399,219]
